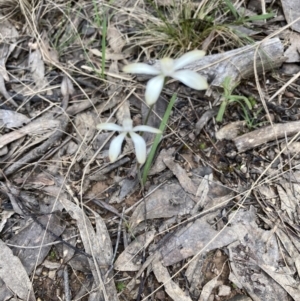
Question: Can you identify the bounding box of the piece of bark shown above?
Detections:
[150,37,284,88]
[233,121,300,152]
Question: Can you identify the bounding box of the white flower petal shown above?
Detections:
[172,70,208,90]
[145,75,165,106]
[173,50,205,70]
[133,125,162,134]
[97,123,123,132]
[129,132,147,164]
[109,132,126,162]
[123,63,160,75]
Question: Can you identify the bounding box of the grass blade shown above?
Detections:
[246,13,274,22]
[223,0,238,19]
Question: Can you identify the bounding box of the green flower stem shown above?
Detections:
[137,163,144,191]
[142,93,177,185]
[144,104,154,127]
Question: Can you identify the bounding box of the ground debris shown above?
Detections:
[0,239,36,301]
[0,1,300,300]
[114,230,156,271]
[58,189,119,300]
[281,0,300,33]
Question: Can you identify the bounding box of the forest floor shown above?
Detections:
[0,0,300,300]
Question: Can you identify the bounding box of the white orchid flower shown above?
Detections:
[123,50,208,106]
[97,118,161,164]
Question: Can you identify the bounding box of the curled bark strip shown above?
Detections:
[4,117,68,176]
[233,121,300,152]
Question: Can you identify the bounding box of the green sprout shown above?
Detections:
[216,76,252,123]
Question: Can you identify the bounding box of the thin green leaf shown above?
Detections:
[246,13,274,21]
[216,101,227,122]
[142,94,177,184]
[223,0,238,19]
[243,97,253,110]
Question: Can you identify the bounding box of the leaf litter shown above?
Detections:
[0,0,299,300]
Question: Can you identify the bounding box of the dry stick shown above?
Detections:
[233,121,300,152]
[64,266,71,301]
[6,234,79,249]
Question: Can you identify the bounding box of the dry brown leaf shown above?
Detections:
[277,184,296,220]
[259,263,300,301]
[282,0,300,33]
[0,119,60,149]
[160,218,237,266]
[148,148,174,175]
[164,157,198,195]
[58,193,118,301]
[281,141,300,155]
[284,32,300,62]
[191,173,212,215]
[40,31,59,65]
[114,230,156,271]
[129,181,195,229]
[89,48,126,61]
[215,121,246,141]
[152,257,193,301]
[0,239,36,301]
[0,73,18,107]
[28,43,48,90]
[0,210,14,233]
[13,172,55,187]
[107,24,125,53]
[295,256,300,278]
[228,207,290,301]
[198,276,220,301]
[0,14,18,81]
[0,109,30,128]
[7,213,65,274]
